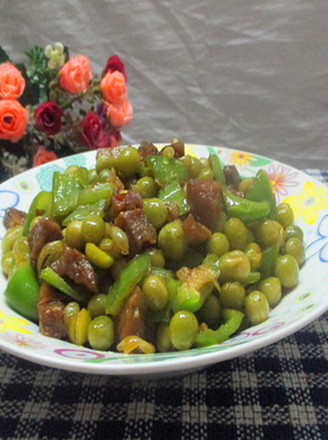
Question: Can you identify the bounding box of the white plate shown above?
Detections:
[0,144,327,376]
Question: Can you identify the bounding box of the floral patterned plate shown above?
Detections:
[0,145,327,377]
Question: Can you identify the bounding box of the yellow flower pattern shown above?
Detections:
[0,309,31,335]
[231,151,252,167]
[283,181,328,225]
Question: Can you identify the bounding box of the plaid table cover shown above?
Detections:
[0,169,327,440]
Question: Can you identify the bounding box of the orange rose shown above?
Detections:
[0,99,28,142]
[107,100,133,127]
[59,55,92,94]
[101,71,127,106]
[0,62,25,99]
[33,146,57,167]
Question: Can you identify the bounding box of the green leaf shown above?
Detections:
[249,155,272,167]
[25,45,51,96]
[0,46,10,63]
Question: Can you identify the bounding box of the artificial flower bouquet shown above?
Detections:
[0,42,133,181]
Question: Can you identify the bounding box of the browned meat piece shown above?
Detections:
[223,165,241,190]
[51,245,99,294]
[186,179,222,230]
[171,140,185,158]
[38,282,68,339]
[28,217,63,270]
[115,209,157,256]
[138,141,160,161]
[182,213,212,246]
[117,286,146,342]
[110,190,143,218]
[3,207,27,229]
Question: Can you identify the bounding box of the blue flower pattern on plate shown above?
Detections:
[306,214,328,263]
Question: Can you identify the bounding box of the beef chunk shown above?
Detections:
[117,286,146,342]
[186,179,222,230]
[51,245,99,294]
[138,141,160,161]
[28,218,63,270]
[115,209,157,256]
[38,282,68,339]
[223,165,241,190]
[110,190,143,219]
[3,207,27,229]
[182,213,212,246]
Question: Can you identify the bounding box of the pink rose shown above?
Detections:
[107,100,133,127]
[33,146,57,167]
[0,62,25,100]
[101,71,127,106]
[34,101,63,136]
[59,54,92,94]
[0,99,28,142]
[102,55,128,82]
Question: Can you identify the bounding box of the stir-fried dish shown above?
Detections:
[1,141,305,354]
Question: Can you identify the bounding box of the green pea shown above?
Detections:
[259,277,282,308]
[158,220,187,261]
[1,250,15,277]
[285,237,305,266]
[156,323,173,353]
[220,281,246,310]
[65,220,84,250]
[274,254,299,288]
[146,248,165,268]
[110,257,129,280]
[238,177,253,195]
[96,154,116,173]
[82,215,106,245]
[277,203,294,228]
[161,146,175,158]
[98,168,111,182]
[2,225,23,253]
[197,294,221,328]
[135,176,158,199]
[245,290,269,325]
[115,147,140,177]
[285,225,304,242]
[245,242,262,271]
[188,156,202,178]
[254,219,285,249]
[142,274,168,310]
[143,198,168,229]
[87,315,114,351]
[88,168,98,184]
[219,250,251,284]
[198,167,214,181]
[169,310,199,351]
[87,293,107,318]
[207,232,230,257]
[224,217,248,250]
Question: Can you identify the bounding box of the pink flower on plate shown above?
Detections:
[267,163,299,203]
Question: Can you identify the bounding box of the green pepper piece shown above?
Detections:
[62,199,106,226]
[23,191,52,236]
[222,187,270,224]
[209,154,226,185]
[4,262,39,322]
[246,169,277,220]
[195,308,244,348]
[202,253,220,277]
[106,253,151,315]
[146,155,189,185]
[52,172,81,217]
[158,180,190,215]
[77,182,114,206]
[166,277,180,312]
[39,267,89,303]
[259,242,279,279]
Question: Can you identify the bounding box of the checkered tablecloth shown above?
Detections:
[0,169,327,440]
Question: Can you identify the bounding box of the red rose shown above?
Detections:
[102,55,128,82]
[80,111,102,149]
[34,101,63,136]
[33,146,57,167]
